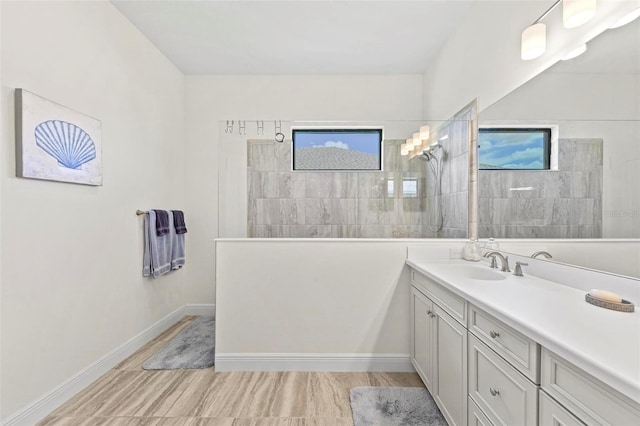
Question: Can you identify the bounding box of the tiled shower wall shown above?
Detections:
[247,139,434,238]
[478,138,603,238]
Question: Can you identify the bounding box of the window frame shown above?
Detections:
[291,127,384,171]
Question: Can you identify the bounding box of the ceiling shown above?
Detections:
[111,0,475,75]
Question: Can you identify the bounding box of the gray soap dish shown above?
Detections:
[585,293,635,313]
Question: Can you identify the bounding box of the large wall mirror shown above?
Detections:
[477,17,639,239]
[476,16,639,274]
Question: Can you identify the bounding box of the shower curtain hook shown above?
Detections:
[257,120,264,135]
[225,120,234,134]
[238,120,246,136]
[274,120,284,143]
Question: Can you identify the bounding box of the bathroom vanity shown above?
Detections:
[407,258,640,426]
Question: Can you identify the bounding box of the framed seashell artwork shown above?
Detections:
[15,89,102,185]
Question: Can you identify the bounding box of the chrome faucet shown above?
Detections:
[531,251,552,259]
[484,251,510,272]
[514,261,529,277]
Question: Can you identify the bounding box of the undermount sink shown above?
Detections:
[456,264,507,281]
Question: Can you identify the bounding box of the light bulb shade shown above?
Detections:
[563,0,596,29]
[400,143,410,156]
[521,23,546,60]
[419,125,430,140]
[412,132,421,147]
[562,44,587,60]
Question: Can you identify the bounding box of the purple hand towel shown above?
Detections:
[153,209,170,236]
[172,210,188,234]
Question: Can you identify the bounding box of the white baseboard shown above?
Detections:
[2,306,186,426]
[184,303,215,316]
[215,353,414,372]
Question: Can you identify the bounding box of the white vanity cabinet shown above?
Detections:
[408,263,640,426]
[411,271,468,426]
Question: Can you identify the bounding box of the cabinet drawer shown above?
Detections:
[411,269,466,325]
[468,396,494,426]
[541,348,640,426]
[469,334,538,426]
[539,390,584,426]
[469,305,540,383]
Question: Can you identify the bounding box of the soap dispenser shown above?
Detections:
[463,239,482,261]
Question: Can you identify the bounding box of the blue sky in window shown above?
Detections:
[294,131,381,155]
[479,131,546,169]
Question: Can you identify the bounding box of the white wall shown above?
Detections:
[184,75,424,306]
[215,239,460,361]
[422,0,640,120]
[1,1,185,418]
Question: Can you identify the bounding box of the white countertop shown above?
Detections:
[406,258,640,404]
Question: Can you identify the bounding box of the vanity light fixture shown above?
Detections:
[521,0,562,60]
[562,43,587,60]
[609,7,640,29]
[419,125,430,140]
[412,132,422,147]
[521,23,547,60]
[563,0,597,29]
[401,138,412,156]
[521,0,596,61]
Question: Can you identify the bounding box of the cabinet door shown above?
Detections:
[539,390,584,426]
[411,287,434,391]
[434,304,468,426]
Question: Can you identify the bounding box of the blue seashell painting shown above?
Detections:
[34,120,96,170]
[15,89,102,185]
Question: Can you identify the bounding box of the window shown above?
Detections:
[478,128,551,170]
[402,178,418,198]
[292,128,383,171]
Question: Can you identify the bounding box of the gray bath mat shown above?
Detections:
[350,386,447,426]
[143,316,215,370]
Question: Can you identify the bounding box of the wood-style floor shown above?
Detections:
[38,316,424,425]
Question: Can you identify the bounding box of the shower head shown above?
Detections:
[418,150,434,161]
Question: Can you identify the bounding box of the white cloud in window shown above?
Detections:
[503,160,544,169]
[483,146,542,166]
[313,140,350,150]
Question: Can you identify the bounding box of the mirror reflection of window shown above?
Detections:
[478,128,551,170]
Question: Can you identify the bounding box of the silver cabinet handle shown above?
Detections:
[489,387,500,396]
[427,310,436,318]
[490,331,500,338]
